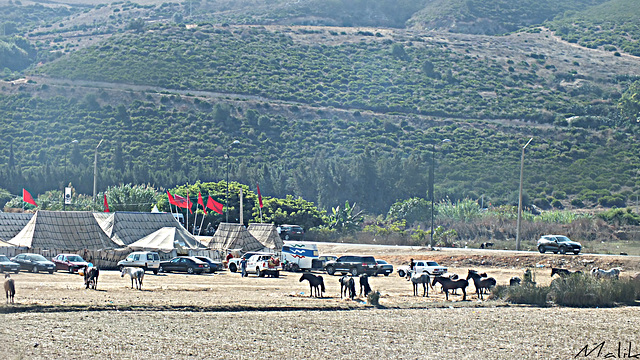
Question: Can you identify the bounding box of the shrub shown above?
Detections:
[504,283,551,306]
[549,273,639,307]
[367,290,381,307]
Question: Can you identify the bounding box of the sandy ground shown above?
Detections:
[1,245,639,359]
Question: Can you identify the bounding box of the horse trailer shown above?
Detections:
[281,241,319,272]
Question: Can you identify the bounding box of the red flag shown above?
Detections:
[167,191,176,205]
[103,193,110,212]
[187,191,193,214]
[198,192,206,215]
[173,194,188,208]
[22,189,37,207]
[206,196,223,215]
[257,183,263,208]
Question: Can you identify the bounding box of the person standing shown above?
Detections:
[241,257,247,278]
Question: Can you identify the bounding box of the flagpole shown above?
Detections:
[197,193,206,236]
[186,190,190,234]
[239,188,243,225]
[198,209,206,236]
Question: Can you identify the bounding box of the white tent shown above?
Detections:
[127,227,206,253]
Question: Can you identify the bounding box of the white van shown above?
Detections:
[117,251,161,274]
[281,241,319,272]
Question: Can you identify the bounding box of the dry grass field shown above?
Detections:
[1,244,639,359]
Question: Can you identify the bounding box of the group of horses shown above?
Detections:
[551,266,622,280]
[299,273,373,299]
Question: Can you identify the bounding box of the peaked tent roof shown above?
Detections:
[128,227,206,252]
[247,223,283,251]
[8,210,119,250]
[93,211,184,247]
[209,223,265,253]
[0,213,33,242]
[0,238,14,247]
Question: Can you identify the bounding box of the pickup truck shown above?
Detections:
[396,260,447,278]
[228,252,272,273]
[245,254,281,277]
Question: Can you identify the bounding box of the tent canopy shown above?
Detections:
[0,212,33,243]
[128,227,206,252]
[247,223,283,251]
[209,223,265,253]
[94,212,183,246]
[9,211,119,250]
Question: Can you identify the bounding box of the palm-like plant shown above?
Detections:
[328,200,364,234]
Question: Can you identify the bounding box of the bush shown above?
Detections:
[503,283,551,306]
[549,273,639,307]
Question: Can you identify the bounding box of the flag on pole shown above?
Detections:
[257,183,263,208]
[173,194,188,208]
[206,196,223,214]
[103,193,110,212]
[167,191,177,205]
[22,189,37,207]
[198,192,206,215]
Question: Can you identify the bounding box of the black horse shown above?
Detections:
[466,270,496,300]
[551,268,582,277]
[300,273,325,298]
[359,274,372,297]
[339,275,355,299]
[432,276,468,301]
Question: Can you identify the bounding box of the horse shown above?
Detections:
[467,270,496,300]
[121,267,145,290]
[359,274,372,297]
[410,272,430,297]
[551,268,582,277]
[591,267,621,280]
[339,275,355,299]
[4,274,15,304]
[432,276,468,301]
[83,265,100,290]
[300,273,325,298]
[480,242,494,249]
[510,277,522,286]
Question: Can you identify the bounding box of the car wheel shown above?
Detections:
[559,247,567,255]
[350,268,359,276]
[274,271,280,278]
[32,266,38,273]
[153,269,159,275]
[384,273,390,277]
[291,264,300,272]
[229,263,237,273]
[68,267,74,274]
[284,234,290,240]
[574,250,580,255]
[49,270,54,274]
[398,270,406,277]
[14,269,19,274]
[256,268,262,277]
[187,267,194,274]
[538,246,546,254]
[326,266,335,275]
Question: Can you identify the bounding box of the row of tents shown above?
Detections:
[0,211,284,256]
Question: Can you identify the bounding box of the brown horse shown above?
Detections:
[4,273,15,304]
[432,276,468,301]
[467,270,496,300]
[84,265,99,290]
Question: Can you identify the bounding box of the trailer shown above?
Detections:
[281,241,319,272]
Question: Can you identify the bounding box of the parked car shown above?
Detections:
[375,259,394,276]
[278,224,304,240]
[324,255,378,276]
[397,260,447,278]
[10,253,56,273]
[228,252,274,273]
[117,251,161,274]
[194,256,224,273]
[244,254,280,277]
[537,235,582,254]
[159,256,209,274]
[0,255,20,273]
[52,253,88,273]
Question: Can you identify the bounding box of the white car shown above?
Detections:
[397,260,447,277]
[245,254,280,277]
[117,251,161,274]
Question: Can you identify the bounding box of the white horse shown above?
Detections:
[121,267,145,290]
[410,272,431,297]
[591,267,621,280]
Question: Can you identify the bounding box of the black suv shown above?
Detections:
[324,255,378,276]
[279,224,304,240]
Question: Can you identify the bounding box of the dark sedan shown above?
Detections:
[52,253,88,273]
[375,259,394,276]
[11,253,56,273]
[194,256,224,273]
[0,255,20,273]
[159,256,209,274]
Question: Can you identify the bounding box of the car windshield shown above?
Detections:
[556,236,571,242]
[377,260,388,264]
[0,255,9,261]
[30,255,48,262]
[67,255,84,262]
[427,261,439,266]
